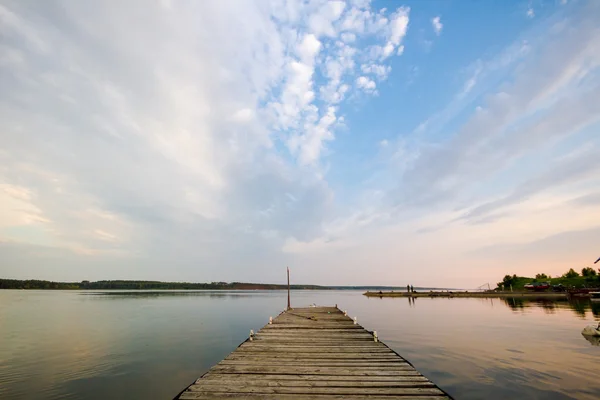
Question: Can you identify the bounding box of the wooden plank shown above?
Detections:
[192,380,434,388]
[224,358,403,363]
[255,335,376,340]
[185,386,446,395]
[256,331,373,335]
[276,317,354,320]
[242,340,381,345]
[271,320,358,324]
[200,373,426,382]
[263,327,361,330]
[225,354,401,360]
[237,345,392,352]
[180,394,449,400]
[217,361,409,367]
[239,342,382,348]
[209,366,419,375]
[199,376,431,385]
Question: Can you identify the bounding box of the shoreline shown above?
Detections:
[363,291,569,298]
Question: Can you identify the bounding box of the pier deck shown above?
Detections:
[178,306,451,399]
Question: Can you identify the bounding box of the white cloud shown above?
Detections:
[297,33,322,62]
[340,7,370,33]
[356,76,376,91]
[360,63,391,80]
[308,0,346,37]
[94,229,118,242]
[367,7,410,61]
[232,108,254,122]
[340,32,356,42]
[527,8,535,18]
[432,16,443,35]
[389,9,410,45]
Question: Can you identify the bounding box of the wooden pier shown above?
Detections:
[177,306,451,399]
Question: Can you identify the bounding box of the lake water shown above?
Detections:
[1,290,599,400]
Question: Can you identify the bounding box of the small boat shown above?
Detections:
[582,325,600,337]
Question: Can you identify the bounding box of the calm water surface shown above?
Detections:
[1,290,599,399]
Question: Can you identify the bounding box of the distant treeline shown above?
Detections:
[497,267,600,290]
[0,279,423,291]
[0,279,325,290]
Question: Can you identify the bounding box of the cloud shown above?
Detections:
[459,147,600,223]
[308,0,346,37]
[361,63,392,80]
[356,76,377,92]
[527,8,535,18]
[473,226,600,266]
[432,16,443,35]
[369,7,410,61]
[569,192,600,207]
[0,0,418,282]
[397,5,600,208]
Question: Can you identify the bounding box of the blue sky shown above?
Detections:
[1,0,599,287]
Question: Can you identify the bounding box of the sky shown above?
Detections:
[1,0,599,288]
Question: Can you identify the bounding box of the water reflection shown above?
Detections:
[582,334,600,346]
[80,290,283,299]
[1,291,599,400]
[501,297,600,318]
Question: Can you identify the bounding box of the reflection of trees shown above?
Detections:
[81,291,261,300]
[501,297,597,317]
[570,299,588,318]
[537,300,556,314]
[503,297,525,310]
[590,301,600,317]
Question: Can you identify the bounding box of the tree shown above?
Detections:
[581,267,597,277]
[563,268,579,278]
[535,273,549,280]
[497,274,518,289]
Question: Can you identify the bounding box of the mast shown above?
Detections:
[287,266,291,310]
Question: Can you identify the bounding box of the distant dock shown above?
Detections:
[364,291,568,298]
[177,306,451,399]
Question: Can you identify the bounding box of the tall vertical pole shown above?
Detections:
[287,266,291,310]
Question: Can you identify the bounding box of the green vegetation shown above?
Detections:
[497,267,600,290]
[0,279,324,290]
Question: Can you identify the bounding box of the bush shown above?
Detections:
[563,268,579,278]
[581,267,597,277]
